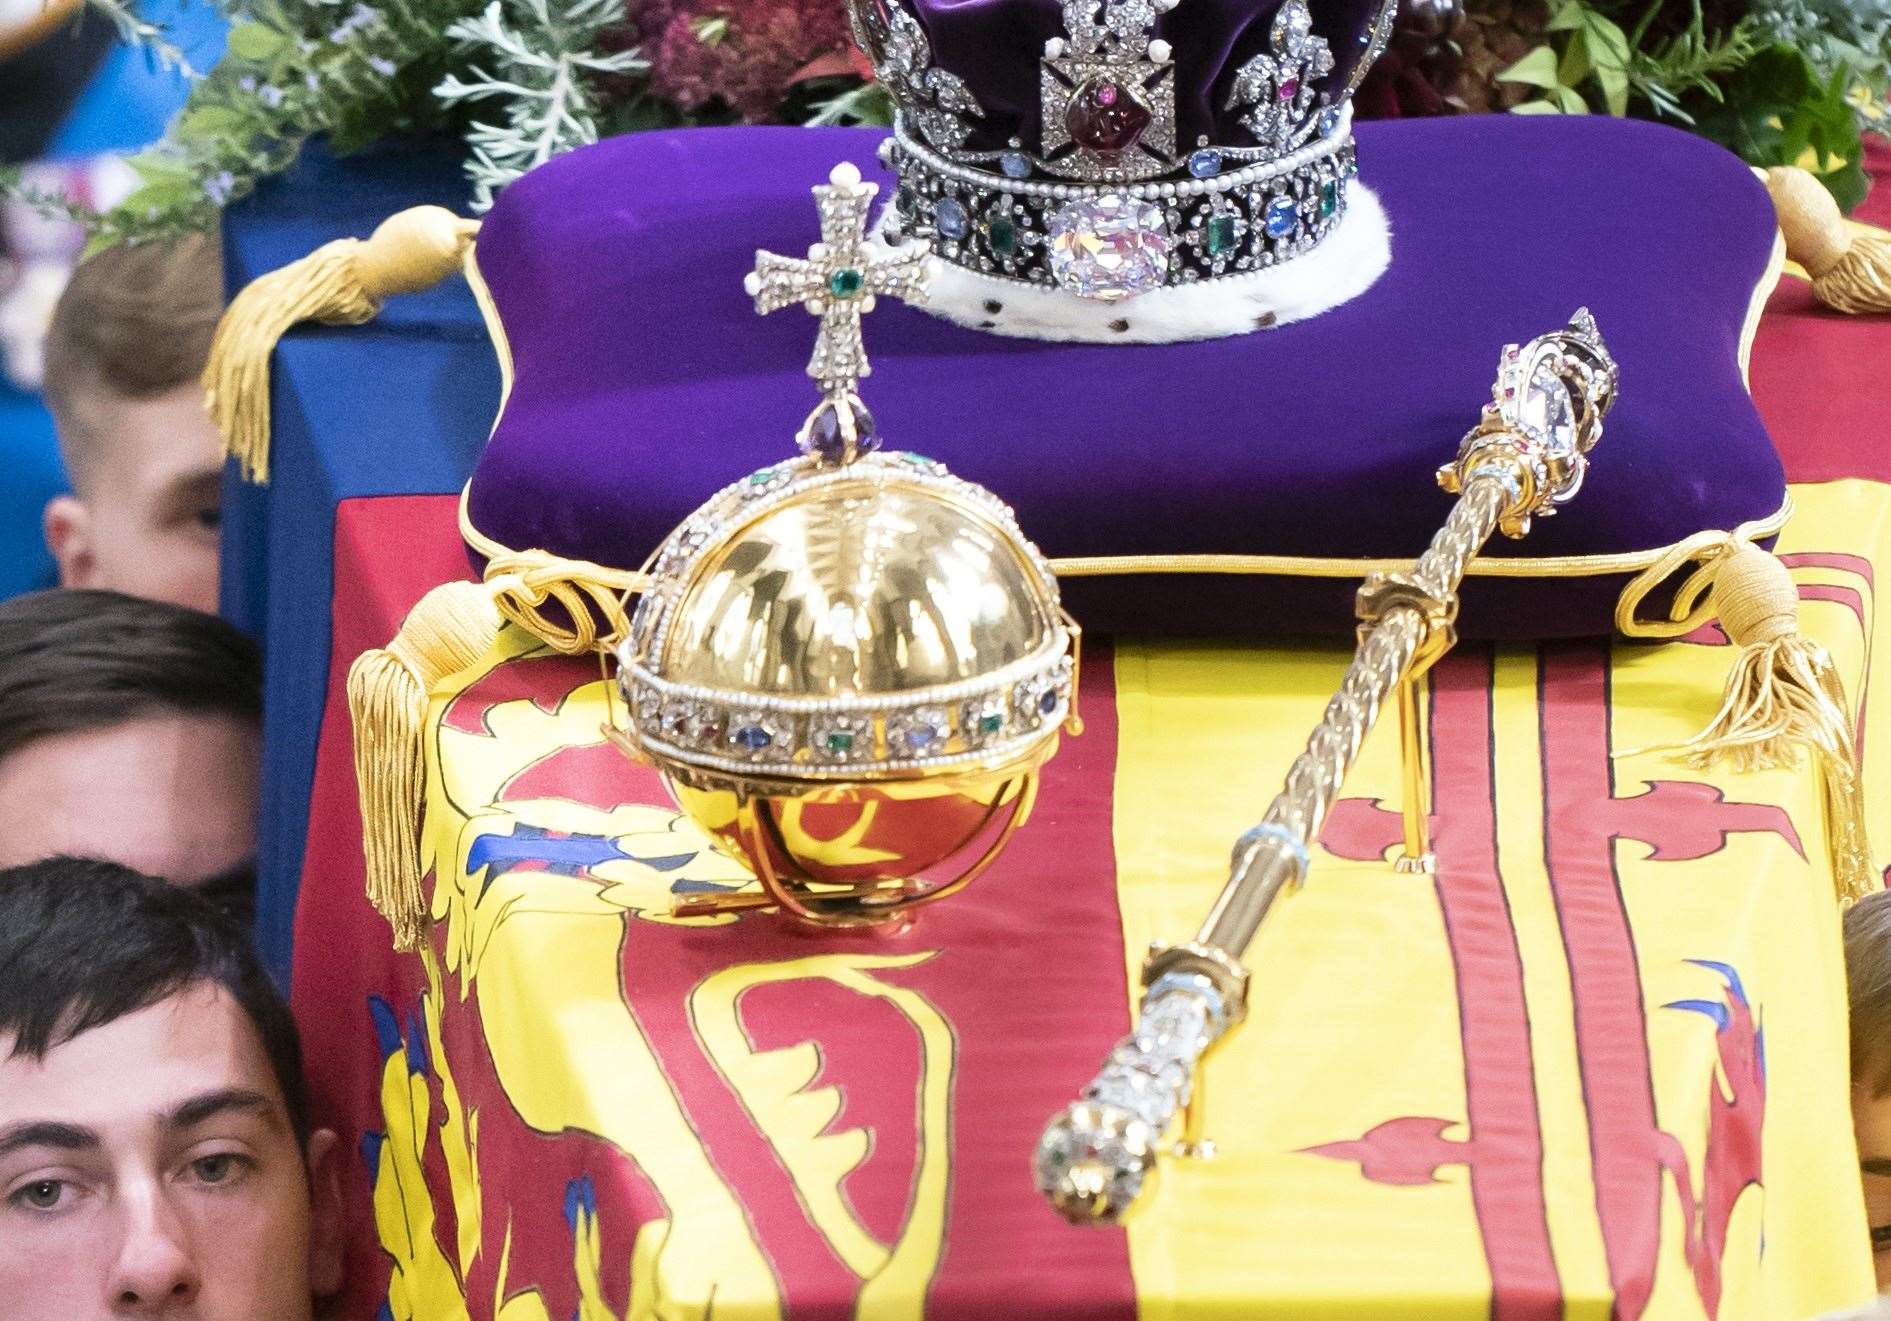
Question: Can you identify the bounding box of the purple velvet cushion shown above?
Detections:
[464,114,1785,640]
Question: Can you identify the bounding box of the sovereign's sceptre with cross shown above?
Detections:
[745,162,929,464]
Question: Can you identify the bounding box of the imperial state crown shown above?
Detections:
[852,0,1395,303]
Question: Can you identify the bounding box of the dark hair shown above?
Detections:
[0,589,260,764]
[40,231,224,490]
[1848,889,1891,1097]
[0,857,309,1143]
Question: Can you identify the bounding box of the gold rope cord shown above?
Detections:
[457,485,647,654]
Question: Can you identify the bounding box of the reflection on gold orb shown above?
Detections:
[613,450,1078,927]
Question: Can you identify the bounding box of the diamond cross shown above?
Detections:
[746,162,928,396]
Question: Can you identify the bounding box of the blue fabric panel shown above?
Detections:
[47,0,225,158]
[219,139,493,980]
[0,384,64,599]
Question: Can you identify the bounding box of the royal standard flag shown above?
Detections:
[290,471,1886,1320]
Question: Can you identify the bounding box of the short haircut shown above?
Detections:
[0,857,309,1143]
[1845,889,1891,1097]
[0,588,260,765]
[40,231,223,491]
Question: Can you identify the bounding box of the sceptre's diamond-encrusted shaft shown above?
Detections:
[1035,312,1618,1225]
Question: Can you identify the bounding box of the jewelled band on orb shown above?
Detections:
[619,644,1075,779]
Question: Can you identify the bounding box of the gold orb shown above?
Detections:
[614,449,1079,926]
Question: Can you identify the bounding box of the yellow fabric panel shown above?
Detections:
[1113,643,1491,1319]
[1112,480,1882,1319]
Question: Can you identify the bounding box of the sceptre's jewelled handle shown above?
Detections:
[1034,311,1618,1225]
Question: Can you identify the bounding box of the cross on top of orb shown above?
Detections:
[746,162,929,398]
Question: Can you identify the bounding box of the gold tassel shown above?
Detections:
[1668,544,1876,906]
[345,580,503,950]
[1765,166,1891,315]
[204,206,480,482]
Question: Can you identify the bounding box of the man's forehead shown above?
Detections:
[0,984,286,1128]
[64,383,220,492]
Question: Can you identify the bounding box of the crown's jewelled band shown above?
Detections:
[882,117,1357,294]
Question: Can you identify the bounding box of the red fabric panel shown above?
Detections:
[1748,140,1891,484]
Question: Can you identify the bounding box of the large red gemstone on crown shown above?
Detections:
[1065,76,1153,154]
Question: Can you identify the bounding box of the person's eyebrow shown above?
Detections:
[1863,1158,1891,1177]
[154,468,222,521]
[165,1088,279,1133]
[0,1121,100,1161]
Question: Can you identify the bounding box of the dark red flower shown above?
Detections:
[633,0,858,121]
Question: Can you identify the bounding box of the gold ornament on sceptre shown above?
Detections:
[608,162,1082,929]
[1033,310,1618,1222]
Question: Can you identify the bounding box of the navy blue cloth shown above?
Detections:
[0,383,63,599]
[219,138,495,981]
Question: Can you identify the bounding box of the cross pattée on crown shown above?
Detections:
[746,162,929,397]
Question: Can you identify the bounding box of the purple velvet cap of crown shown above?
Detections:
[906,0,1385,153]
[464,115,1786,640]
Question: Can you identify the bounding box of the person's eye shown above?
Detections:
[184,1152,253,1187]
[8,1178,73,1213]
[194,503,221,533]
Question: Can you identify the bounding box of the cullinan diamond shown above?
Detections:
[1047,194,1171,301]
[1519,361,1578,456]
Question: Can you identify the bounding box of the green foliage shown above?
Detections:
[434,0,645,210]
[11,0,1887,236]
[1499,0,1871,209]
[806,78,894,127]
[1751,0,1891,133]
[1687,41,1873,206]
[1,0,599,245]
[1502,0,1760,121]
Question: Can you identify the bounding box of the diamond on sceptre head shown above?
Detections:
[747,161,930,463]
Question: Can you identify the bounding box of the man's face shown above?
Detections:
[0,984,340,1318]
[1855,1082,1891,1289]
[0,714,259,884]
[45,384,223,614]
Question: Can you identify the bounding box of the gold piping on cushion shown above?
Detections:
[1618,521,1872,907]
[1048,501,1789,579]
[1765,166,1891,315]
[1740,225,1787,383]
[462,242,513,423]
[458,487,1790,584]
[204,207,480,482]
